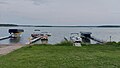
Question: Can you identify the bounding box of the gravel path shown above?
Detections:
[0,44,23,55]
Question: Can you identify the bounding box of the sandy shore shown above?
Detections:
[0,44,24,55]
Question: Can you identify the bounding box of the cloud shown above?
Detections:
[0,1,8,4]
[0,0,120,25]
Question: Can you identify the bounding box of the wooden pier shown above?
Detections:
[27,37,41,44]
[27,36,49,44]
[27,31,51,44]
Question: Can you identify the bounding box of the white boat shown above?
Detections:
[70,33,82,46]
[31,30,41,38]
[41,32,51,37]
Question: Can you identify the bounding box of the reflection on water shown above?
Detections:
[9,37,21,43]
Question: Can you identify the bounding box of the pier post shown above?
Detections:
[110,36,112,42]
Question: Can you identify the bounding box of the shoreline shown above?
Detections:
[0,44,24,55]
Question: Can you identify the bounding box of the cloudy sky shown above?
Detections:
[0,0,120,26]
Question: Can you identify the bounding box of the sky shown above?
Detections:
[0,0,120,26]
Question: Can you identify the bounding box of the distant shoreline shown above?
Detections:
[0,24,120,28]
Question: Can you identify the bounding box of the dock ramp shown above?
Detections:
[0,36,11,40]
[89,36,105,43]
[80,32,105,43]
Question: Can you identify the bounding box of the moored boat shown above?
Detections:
[9,29,24,38]
[70,33,82,46]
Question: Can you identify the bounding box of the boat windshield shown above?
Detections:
[71,33,79,37]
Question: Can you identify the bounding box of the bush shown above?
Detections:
[117,41,120,45]
[105,41,117,45]
[55,41,73,46]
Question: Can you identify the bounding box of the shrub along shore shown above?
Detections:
[0,42,120,68]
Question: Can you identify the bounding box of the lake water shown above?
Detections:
[0,27,120,44]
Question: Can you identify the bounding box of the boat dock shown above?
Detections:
[89,36,105,43]
[80,32,105,43]
[0,29,24,42]
[27,31,51,44]
[0,36,11,40]
[27,37,41,44]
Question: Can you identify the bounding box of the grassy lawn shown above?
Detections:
[0,44,120,68]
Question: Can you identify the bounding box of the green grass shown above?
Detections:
[0,44,120,68]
